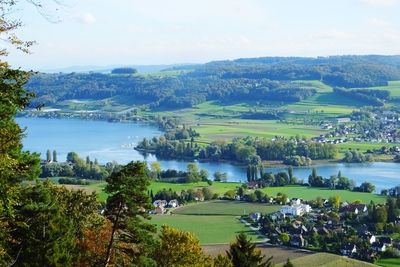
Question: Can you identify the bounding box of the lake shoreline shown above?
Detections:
[18,117,400,192]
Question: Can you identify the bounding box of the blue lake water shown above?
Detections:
[17,117,400,192]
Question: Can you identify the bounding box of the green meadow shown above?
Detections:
[84,181,384,204]
[150,214,262,245]
[173,200,280,216]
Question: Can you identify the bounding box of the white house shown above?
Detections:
[280,204,311,216]
[153,200,167,208]
[290,198,303,205]
[249,212,261,222]
[168,199,179,208]
[372,242,387,252]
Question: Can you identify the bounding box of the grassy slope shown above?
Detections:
[376,258,400,267]
[151,215,262,244]
[261,185,385,204]
[275,253,378,267]
[86,181,384,204]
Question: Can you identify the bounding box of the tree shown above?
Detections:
[103,161,156,267]
[46,149,52,162]
[214,254,233,267]
[199,169,209,181]
[186,162,201,182]
[8,181,100,266]
[52,150,57,162]
[227,233,273,267]
[279,233,290,244]
[0,64,41,265]
[283,258,294,267]
[150,161,161,179]
[155,225,211,267]
[288,166,293,184]
[330,195,340,210]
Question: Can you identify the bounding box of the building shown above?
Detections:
[154,206,165,214]
[168,199,179,208]
[290,235,305,247]
[371,242,387,252]
[340,244,357,256]
[280,204,311,216]
[290,198,303,205]
[153,200,167,208]
[362,232,376,244]
[336,117,351,123]
[249,212,261,222]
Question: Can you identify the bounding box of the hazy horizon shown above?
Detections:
[6,0,400,70]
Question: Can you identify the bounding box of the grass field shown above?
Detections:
[275,253,378,267]
[376,258,400,267]
[151,214,261,244]
[353,81,400,98]
[85,181,384,204]
[173,200,280,216]
[260,186,385,204]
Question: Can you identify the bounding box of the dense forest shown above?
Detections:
[25,55,400,110]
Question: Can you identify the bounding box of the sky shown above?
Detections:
[5,0,400,70]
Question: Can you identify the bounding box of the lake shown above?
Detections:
[17,117,400,192]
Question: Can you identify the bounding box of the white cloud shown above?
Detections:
[77,13,97,25]
[311,30,354,41]
[369,18,389,27]
[359,0,400,6]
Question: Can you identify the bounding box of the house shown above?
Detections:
[290,235,305,247]
[340,204,368,215]
[362,232,376,244]
[249,212,261,222]
[247,181,259,189]
[270,212,285,221]
[290,198,303,205]
[340,243,357,256]
[280,204,311,216]
[371,242,386,252]
[168,199,179,208]
[336,117,351,123]
[380,237,392,246]
[153,200,167,208]
[154,206,165,214]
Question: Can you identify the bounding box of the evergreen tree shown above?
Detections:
[103,161,156,267]
[227,233,273,267]
[283,258,294,267]
[86,156,90,165]
[288,166,293,184]
[52,150,57,162]
[0,64,41,265]
[46,149,52,162]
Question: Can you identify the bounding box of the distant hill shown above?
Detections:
[41,63,198,74]
[25,55,400,110]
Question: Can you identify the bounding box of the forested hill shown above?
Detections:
[26,55,400,110]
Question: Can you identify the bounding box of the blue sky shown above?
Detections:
[6,0,400,70]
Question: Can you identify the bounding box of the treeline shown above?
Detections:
[137,136,337,165]
[26,56,400,111]
[333,87,388,106]
[40,152,120,180]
